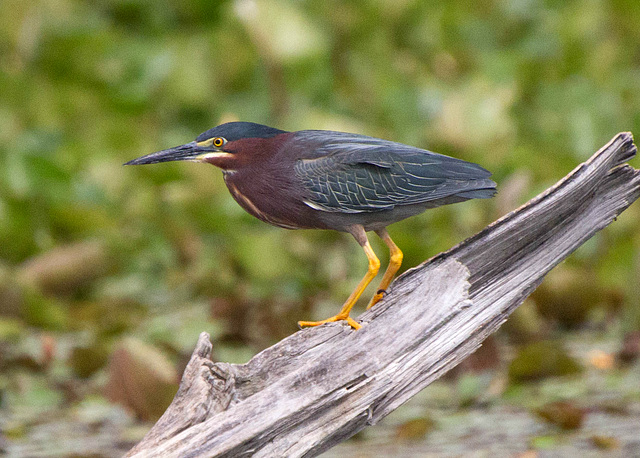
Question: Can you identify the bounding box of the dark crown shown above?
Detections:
[197,122,287,142]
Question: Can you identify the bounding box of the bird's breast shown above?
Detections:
[224,173,304,230]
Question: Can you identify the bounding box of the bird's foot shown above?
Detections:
[366,289,387,310]
[298,314,361,330]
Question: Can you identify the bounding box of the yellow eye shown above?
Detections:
[212,137,226,148]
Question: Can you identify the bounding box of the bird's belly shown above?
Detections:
[313,204,427,232]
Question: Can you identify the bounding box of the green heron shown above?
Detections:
[125,122,496,329]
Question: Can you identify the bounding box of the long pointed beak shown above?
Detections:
[124,141,213,166]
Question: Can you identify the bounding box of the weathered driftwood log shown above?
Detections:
[129,133,640,457]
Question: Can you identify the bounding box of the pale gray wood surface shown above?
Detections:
[128,133,640,457]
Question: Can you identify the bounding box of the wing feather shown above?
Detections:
[293,131,496,213]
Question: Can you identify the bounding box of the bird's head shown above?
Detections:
[124,122,288,170]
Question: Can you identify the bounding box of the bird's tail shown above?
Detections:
[455,179,497,199]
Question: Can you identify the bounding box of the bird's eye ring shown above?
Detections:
[213,137,226,148]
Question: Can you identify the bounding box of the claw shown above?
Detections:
[366,289,387,310]
[367,289,385,309]
[298,315,361,330]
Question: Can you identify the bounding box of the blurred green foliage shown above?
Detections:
[2,0,640,453]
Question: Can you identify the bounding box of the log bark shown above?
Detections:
[128,133,640,457]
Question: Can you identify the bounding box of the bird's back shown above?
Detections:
[290,130,496,230]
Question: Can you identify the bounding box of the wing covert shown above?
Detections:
[293,132,496,214]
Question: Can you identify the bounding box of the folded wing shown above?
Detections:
[294,131,496,214]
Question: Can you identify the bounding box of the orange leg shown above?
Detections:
[299,226,380,330]
[367,228,403,309]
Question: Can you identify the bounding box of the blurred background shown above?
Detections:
[1,0,640,456]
